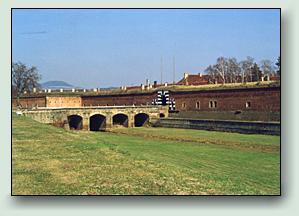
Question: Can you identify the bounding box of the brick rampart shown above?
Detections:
[171,87,280,112]
[12,96,46,108]
[12,86,280,114]
[46,96,82,107]
[81,93,156,106]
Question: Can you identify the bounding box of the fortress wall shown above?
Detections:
[46,96,82,107]
[12,87,280,118]
[171,87,280,112]
[12,96,46,108]
[81,93,156,106]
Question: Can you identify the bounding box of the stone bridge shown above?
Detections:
[21,105,168,131]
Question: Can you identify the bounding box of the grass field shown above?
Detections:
[12,114,280,195]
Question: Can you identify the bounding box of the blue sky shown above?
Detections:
[12,9,280,88]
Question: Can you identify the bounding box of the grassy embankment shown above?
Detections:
[19,80,279,97]
[12,114,280,195]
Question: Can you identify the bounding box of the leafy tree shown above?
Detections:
[12,62,41,107]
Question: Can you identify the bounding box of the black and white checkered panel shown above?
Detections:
[164,90,170,105]
[156,90,169,105]
[169,98,176,111]
[156,90,163,105]
[153,90,175,111]
[152,98,158,105]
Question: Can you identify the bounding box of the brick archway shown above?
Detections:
[67,115,83,130]
[134,113,149,127]
[112,113,128,127]
[89,114,106,131]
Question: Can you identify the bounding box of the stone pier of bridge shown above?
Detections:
[20,105,168,131]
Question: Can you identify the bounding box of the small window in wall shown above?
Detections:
[246,101,251,108]
[182,102,186,108]
[196,101,200,109]
[209,100,217,108]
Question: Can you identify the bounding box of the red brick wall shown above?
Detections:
[82,93,156,106]
[12,96,46,108]
[171,87,280,112]
[12,96,81,108]
[46,96,82,107]
[12,87,280,114]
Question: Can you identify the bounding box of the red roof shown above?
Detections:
[270,76,280,81]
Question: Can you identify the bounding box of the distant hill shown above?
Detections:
[100,86,119,90]
[40,81,119,90]
[41,81,75,90]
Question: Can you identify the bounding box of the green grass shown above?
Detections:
[12,114,280,195]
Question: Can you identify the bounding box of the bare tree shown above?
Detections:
[260,59,275,77]
[227,58,240,83]
[205,57,241,84]
[275,56,281,76]
[206,56,271,84]
[214,57,228,84]
[12,62,41,107]
[240,56,254,83]
[205,65,217,83]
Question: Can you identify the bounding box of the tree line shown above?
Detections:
[204,56,280,84]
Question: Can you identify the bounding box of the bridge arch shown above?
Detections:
[89,114,106,131]
[67,114,83,130]
[134,113,149,127]
[112,113,128,127]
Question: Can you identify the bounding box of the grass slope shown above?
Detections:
[12,114,280,195]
